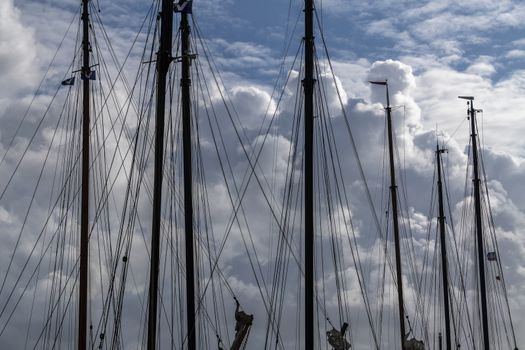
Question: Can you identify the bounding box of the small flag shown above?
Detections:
[81,70,96,81]
[174,0,192,14]
[61,77,75,86]
[487,251,497,261]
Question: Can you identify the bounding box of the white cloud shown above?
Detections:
[0,0,37,101]
[466,57,496,77]
[506,49,525,59]
[227,86,277,130]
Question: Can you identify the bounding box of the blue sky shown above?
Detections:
[188,0,525,81]
[1,0,525,348]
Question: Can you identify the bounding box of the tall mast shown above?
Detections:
[181,9,196,350]
[304,0,315,348]
[147,0,173,348]
[78,0,90,348]
[458,96,489,350]
[385,83,406,349]
[436,146,452,350]
[370,80,406,349]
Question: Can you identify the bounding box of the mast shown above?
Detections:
[147,0,173,348]
[304,0,315,348]
[436,146,452,350]
[370,80,406,349]
[458,96,489,350]
[181,9,197,350]
[78,0,90,348]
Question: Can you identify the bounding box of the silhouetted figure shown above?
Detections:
[231,299,253,350]
[404,317,425,350]
[327,322,351,349]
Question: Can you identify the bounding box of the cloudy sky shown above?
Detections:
[1,0,524,349]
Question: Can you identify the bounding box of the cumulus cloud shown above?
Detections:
[0,0,37,101]
[466,56,496,77]
[228,85,277,130]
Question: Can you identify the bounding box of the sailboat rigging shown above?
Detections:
[369,80,430,350]
[146,0,174,348]
[455,96,519,350]
[147,1,199,349]
[303,0,315,349]
[369,80,409,350]
[459,95,490,350]
[0,1,522,349]
[435,145,452,350]
[0,0,263,347]
[78,0,91,348]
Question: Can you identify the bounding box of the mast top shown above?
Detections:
[369,80,388,86]
[369,80,390,108]
[458,95,474,101]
